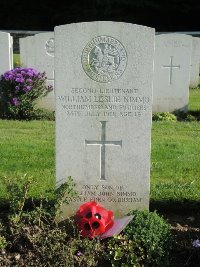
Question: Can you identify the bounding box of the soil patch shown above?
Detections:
[160,211,200,267]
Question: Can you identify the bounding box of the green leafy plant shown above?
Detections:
[104,210,173,267]
[0,67,53,120]
[152,112,177,121]
[0,235,7,251]
[2,174,33,224]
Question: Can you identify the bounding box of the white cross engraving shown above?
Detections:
[85,121,122,181]
[162,56,180,85]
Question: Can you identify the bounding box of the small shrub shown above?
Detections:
[152,112,177,121]
[104,210,173,267]
[0,67,53,120]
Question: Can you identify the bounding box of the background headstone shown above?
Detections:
[10,35,13,69]
[19,37,27,67]
[190,37,200,88]
[153,33,192,112]
[25,36,35,68]
[34,32,55,111]
[55,21,155,219]
[0,31,13,74]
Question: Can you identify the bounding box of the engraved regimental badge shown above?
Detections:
[82,36,127,83]
[45,38,55,57]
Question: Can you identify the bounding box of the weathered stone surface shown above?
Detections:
[55,22,154,219]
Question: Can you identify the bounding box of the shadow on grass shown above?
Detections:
[0,198,200,216]
[0,197,55,219]
[174,110,200,121]
[151,200,200,267]
[150,199,200,213]
[185,110,200,121]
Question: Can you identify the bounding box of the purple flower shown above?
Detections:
[26,68,38,77]
[192,239,200,248]
[16,77,25,83]
[23,86,32,92]
[15,86,20,91]
[27,72,34,77]
[11,98,20,106]
[76,251,82,256]
[27,78,33,83]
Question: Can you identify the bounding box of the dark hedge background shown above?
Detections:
[0,0,200,31]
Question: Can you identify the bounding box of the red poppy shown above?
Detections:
[76,201,114,238]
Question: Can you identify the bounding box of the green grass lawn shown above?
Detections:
[151,121,200,202]
[0,120,55,199]
[0,88,200,205]
[189,87,200,111]
[13,53,21,67]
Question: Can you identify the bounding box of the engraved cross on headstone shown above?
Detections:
[85,121,122,181]
[162,56,180,85]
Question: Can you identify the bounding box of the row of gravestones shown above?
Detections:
[1,28,199,116]
[1,22,200,219]
[19,30,200,114]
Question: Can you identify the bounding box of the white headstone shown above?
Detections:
[190,37,200,88]
[55,22,155,219]
[34,32,55,111]
[19,37,27,67]
[0,31,13,74]
[25,36,35,68]
[10,35,13,69]
[153,34,192,112]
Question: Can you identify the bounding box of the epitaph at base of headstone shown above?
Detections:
[55,22,155,219]
[153,33,192,112]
